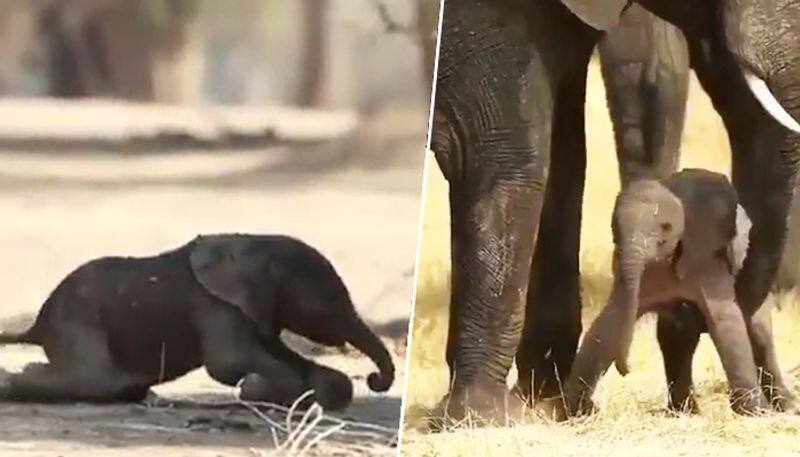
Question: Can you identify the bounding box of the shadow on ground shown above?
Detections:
[0,393,400,449]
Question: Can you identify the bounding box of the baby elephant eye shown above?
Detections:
[661,222,672,232]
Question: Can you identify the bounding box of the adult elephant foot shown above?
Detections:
[428,382,527,431]
[746,304,797,413]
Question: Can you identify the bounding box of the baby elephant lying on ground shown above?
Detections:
[560,169,775,417]
[0,234,394,410]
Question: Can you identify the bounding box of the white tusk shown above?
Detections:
[742,69,800,133]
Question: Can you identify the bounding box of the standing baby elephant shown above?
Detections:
[0,234,394,410]
[560,169,767,417]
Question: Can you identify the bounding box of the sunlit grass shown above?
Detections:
[401,61,800,455]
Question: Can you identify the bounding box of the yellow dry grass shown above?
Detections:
[400,60,800,456]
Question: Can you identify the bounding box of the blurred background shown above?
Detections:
[0,1,439,454]
[0,0,438,107]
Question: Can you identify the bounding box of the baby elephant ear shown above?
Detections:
[190,235,264,324]
[560,0,628,30]
[728,204,751,274]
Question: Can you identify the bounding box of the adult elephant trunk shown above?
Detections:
[712,0,800,314]
[611,238,646,375]
[346,317,395,392]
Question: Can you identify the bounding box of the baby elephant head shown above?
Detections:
[613,180,685,271]
[611,180,685,374]
[189,234,395,394]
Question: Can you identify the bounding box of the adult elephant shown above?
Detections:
[431,0,800,421]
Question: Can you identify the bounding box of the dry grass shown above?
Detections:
[400,60,800,456]
[142,393,399,456]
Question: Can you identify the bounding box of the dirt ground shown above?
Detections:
[0,105,426,456]
[402,59,800,456]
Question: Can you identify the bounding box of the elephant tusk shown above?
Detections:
[742,69,800,133]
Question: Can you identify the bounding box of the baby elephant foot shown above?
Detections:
[666,395,700,415]
[306,366,353,411]
[729,389,770,416]
[238,366,353,412]
[238,373,305,406]
[553,390,596,421]
[761,384,797,413]
[768,392,798,414]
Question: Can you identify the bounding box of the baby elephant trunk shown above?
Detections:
[346,317,395,392]
[613,242,646,376]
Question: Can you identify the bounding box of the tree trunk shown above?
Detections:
[296,0,327,107]
[416,0,439,99]
[151,16,203,103]
[94,4,155,101]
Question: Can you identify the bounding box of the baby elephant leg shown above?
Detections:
[237,370,306,406]
[656,302,703,414]
[237,359,353,411]
[694,267,767,414]
[247,339,353,411]
[200,311,352,410]
[0,324,150,403]
[560,286,635,418]
[0,362,149,403]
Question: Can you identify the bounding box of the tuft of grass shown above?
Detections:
[401,62,800,455]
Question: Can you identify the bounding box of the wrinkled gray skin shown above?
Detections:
[0,234,394,410]
[562,169,769,417]
[432,0,800,423]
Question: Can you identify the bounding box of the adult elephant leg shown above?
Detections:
[656,303,704,414]
[688,36,798,411]
[598,4,689,186]
[730,117,799,412]
[748,302,795,411]
[515,62,592,402]
[432,0,595,422]
[442,135,547,421]
[776,189,800,290]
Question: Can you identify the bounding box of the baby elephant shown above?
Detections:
[0,234,394,410]
[560,169,766,417]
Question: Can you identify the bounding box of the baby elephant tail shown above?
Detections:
[0,312,39,345]
[346,317,395,393]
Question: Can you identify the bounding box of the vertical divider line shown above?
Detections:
[396,0,447,452]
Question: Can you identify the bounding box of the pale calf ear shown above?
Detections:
[560,0,628,31]
[729,204,751,275]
